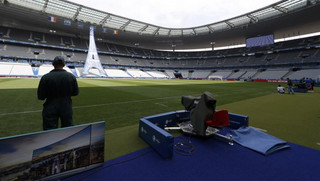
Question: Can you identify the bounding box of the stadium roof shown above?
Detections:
[1,0,320,50]
[4,0,318,37]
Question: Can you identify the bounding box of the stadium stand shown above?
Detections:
[0,62,33,77]
[10,63,34,76]
[0,62,14,76]
[239,69,258,80]
[209,70,233,79]
[105,68,131,78]
[38,65,54,76]
[190,70,212,79]
[1,32,319,80]
[228,70,247,79]
[177,70,190,79]
[37,64,73,76]
[126,69,152,78]
[145,70,169,79]
[254,69,289,80]
[286,68,320,80]
[0,1,319,81]
[165,71,176,79]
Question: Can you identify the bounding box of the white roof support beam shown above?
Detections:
[120,20,131,30]
[152,27,160,36]
[207,26,215,33]
[225,21,234,28]
[138,25,148,34]
[192,29,197,35]
[41,0,48,13]
[308,0,320,4]
[273,5,288,13]
[73,5,82,21]
[247,14,259,23]
[99,14,111,25]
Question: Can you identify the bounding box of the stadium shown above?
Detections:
[0,0,320,180]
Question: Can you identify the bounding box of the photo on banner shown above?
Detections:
[0,121,105,181]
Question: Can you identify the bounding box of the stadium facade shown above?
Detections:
[0,0,319,81]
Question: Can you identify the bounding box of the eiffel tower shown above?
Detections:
[82,26,106,76]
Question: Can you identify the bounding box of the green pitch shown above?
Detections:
[0,78,319,160]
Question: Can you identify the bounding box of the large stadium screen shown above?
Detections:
[246,34,274,48]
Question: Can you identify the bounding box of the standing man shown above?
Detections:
[286,78,294,94]
[38,56,79,130]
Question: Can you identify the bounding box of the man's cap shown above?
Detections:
[53,56,65,66]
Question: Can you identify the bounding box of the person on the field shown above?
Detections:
[310,78,315,90]
[298,77,306,89]
[277,85,285,94]
[37,56,79,130]
[286,78,294,94]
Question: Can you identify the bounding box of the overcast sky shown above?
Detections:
[68,0,280,28]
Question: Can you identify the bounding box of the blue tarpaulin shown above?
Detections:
[229,127,290,155]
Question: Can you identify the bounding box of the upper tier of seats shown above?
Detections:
[0,26,319,71]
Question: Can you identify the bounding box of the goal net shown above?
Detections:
[208,75,223,80]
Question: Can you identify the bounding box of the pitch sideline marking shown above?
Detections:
[0,110,42,116]
[0,95,182,116]
[155,102,169,108]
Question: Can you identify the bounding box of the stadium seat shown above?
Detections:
[206,110,230,128]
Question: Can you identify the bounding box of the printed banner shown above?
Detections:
[32,66,39,76]
[48,16,56,23]
[0,121,105,181]
[102,28,108,33]
[77,22,84,29]
[64,19,71,26]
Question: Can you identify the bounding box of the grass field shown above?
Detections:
[0,78,319,160]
